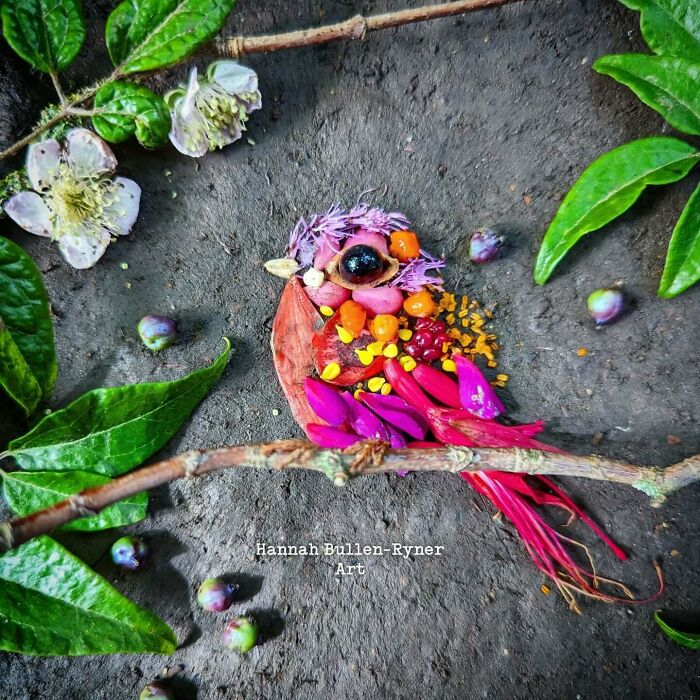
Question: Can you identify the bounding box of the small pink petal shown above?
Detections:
[352,286,404,316]
[386,425,406,449]
[412,363,461,408]
[304,377,350,426]
[341,392,389,440]
[342,230,389,254]
[454,354,505,419]
[305,280,351,309]
[306,424,361,448]
[360,392,428,440]
[57,227,111,269]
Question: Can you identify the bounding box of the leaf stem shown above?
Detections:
[0,441,697,552]
[50,71,67,106]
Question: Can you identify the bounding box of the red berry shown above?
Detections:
[404,341,420,357]
[414,318,431,330]
[432,321,446,333]
[414,330,433,348]
[422,347,442,362]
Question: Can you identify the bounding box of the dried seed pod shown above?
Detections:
[326,245,399,290]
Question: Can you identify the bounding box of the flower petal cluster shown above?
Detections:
[167,61,262,158]
[3,128,140,269]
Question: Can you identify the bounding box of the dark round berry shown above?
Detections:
[339,245,385,285]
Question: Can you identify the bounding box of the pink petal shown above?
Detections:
[306,424,361,449]
[383,358,436,417]
[454,354,505,419]
[304,280,351,309]
[4,192,53,237]
[360,392,428,440]
[352,286,404,316]
[304,378,350,426]
[342,230,389,254]
[341,392,389,440]
[412,363,461,408]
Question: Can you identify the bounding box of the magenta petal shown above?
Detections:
[386,425,407,449]
[454,354,505,419]
[306,423,361,448]
[304,378,350,426]
[341,393,389,440]
[360,393,428,440]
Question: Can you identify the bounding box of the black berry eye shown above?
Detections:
[339,245,385,285]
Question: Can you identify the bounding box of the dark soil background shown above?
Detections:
[1,0,699,698]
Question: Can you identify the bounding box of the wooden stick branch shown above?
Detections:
[1,441,697,552]
[0,0,522,161]
[213,0,519,58]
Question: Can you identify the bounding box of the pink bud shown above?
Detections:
[351,286,404,316]
[304,377,350,426]
[305,280,351,309]
[454,354,505,419]
[412,363,461,408]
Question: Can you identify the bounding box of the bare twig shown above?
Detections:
[0,0,521,162]
[1,441,697,552]
[213,0,517,58]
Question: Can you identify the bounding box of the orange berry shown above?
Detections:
[389,230,421,262]
[339,300,367,338]
[403,290,436,318]
[370,314,400,343]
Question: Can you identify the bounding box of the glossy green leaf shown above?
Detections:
[2,470,148,531]
[655,611,700,649]
[0,236,56,398]
[594,54,700,135]
[1,0,85,72]
[0,536,177,655]
[534,137,699,284]
[659,182,700,297]
[106,0,236,74]
[8,339,230,475]
[618,0,700,62]
[0,317,41,415]
[93,81,172,147]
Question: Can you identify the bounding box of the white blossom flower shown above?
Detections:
[3,128,140,269]
[166,61,262,158]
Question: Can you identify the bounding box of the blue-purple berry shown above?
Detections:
[138,315,177,352]
[587,288,624,325]
[469,228,503,264]
[197,577,237,612]
[139,682,174,699]
[110,536,148,571]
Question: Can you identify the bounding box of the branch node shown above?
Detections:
[448,445,476,471]
[183,451,204,477]
[344,440,390,474]
[0,522,14,553]
[70,495,99,518]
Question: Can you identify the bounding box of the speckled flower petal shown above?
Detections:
[106,177,141,235]
[210,61,258,95]
[65,129,117,177]
[169,70,209,157]
[3,191,53,237]
[58,227,111,269]
[454,354,504,419]
[26,139,61,191]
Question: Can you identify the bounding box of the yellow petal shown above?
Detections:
[383,343,398,358]
[398,329,413,341]
[320,362,341,381]
[367,340,385,356]
[336,324,354,344]
[355,349,374,366]
[319,305,334,317]
[367,377,386,392]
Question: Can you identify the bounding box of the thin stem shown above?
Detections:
[0,441,697,552]
[50,72,67,105]
[213,0,519,58]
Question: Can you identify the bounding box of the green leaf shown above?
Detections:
[594,54,700,135]
[654,611,700,649]
[93,81,172,148]
[0,316,42,415]
[105,0,236,74]
[659,182,700,297]
[534,137,699,284]
[0,536,177,655]
[0,0,85,72]
[2,470,148,531]
[0,236,56,398]
[618,0,700,61]
[8,339,231,476]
